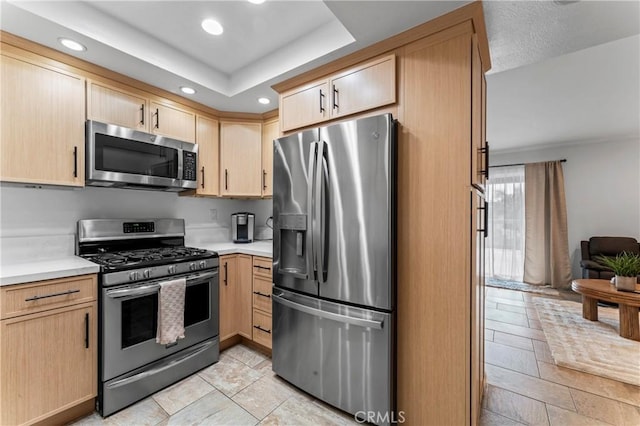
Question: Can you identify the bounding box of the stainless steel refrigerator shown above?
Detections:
[272,113,396,424]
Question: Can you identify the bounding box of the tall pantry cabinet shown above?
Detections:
[273,3,490,424]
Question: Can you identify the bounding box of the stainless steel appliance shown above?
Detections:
[272,113,396,424]
[77,218,219,417]
[231,212,255,243]
[86,120,198,191]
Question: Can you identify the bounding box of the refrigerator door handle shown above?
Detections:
[314,140,326,282]
[273,292,383,330]
[307,142,318,279]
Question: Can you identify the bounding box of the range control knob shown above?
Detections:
[167,265,177,274]
[129,271,139,281]
[143,269,151,279]
[199,261,206,269]
[189,262,196,271]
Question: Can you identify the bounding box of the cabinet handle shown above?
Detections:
[140,104,145,125]
[477,201,489,238]
[332,84,339,109]
[480,143,490,180]
[153,108,159,129]
[254,265,271,271]
[73,146,78,178]
[85,313,90,349]
[319,89,325,113]
[262,170,267,191]
[201,166,205,189]
[253,291,271,299]
[224,169,228,190]
[223,262,228,286]
[253,325,271,334]
[25,288,80,302]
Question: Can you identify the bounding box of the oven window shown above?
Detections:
[120,281,210,349]
[122,293,158,348]
[95,133,178,179]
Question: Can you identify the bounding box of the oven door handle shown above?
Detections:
[106,270,219,299]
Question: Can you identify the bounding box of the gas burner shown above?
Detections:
[84,246,217,272]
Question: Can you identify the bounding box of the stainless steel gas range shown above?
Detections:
[77,218,219,417]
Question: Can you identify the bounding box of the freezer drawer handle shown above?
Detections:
[253,325,271,334]
[273,293,384,330]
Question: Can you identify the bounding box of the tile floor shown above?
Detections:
[71,286,640,425]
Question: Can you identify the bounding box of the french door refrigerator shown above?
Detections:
[272,113,396,424]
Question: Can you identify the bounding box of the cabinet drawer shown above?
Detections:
[253,257,272,278]
[0,274,97,319]
[252,277,272,313]
[252,309,272,349]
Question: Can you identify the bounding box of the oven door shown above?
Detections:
[101,269,218,381]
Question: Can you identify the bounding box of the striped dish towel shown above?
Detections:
[156,277,186,345]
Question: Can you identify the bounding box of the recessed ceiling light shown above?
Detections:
[201,19,223,36]
[58,37,86,52]
[258,97,270,105]
[248,0,266,4]
[180,86,196,95]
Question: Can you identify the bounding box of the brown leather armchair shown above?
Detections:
[580,236,640,281]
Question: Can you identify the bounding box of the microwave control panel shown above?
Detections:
[183,151,197,181]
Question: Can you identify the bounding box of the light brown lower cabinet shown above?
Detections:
[0,275,97,426]
[252,257,273,349]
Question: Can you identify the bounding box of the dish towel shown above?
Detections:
[156,277,186,345]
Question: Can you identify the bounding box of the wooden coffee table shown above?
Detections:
[571,279,640,341]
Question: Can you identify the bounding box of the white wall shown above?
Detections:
[490,137,640,279]
[0,186,272,254]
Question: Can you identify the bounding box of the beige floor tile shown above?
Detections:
[104,398,168,426]
[486,341,539,377]
[486,308,530,327]
[480,409,526,425]
[570,388,640,426]
[546,405,610,426]
[526,307,540,320]
[260,394,357,425]
[160,389,258,426]
[486,329,495,341]
[537,361,640,407]
[485,364,575,410]
[152,374,214,415]
[199,353,264,397]
[483,384,549,425]
[486,296,527,308]
[493,331,534,351]
[485,319,547,342]
[232,374,297,420]
[487,288,524,301]
[225,344,269,368]
[497,303,527,315]
[253,359,276,377]
[528,318,543,330]
[532,340,554,363]
[69,413,105,426]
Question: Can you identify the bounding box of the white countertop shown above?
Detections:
[0,257,101,287]
[193,240,273,258]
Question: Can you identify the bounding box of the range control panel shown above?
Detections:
[123,222,155,233]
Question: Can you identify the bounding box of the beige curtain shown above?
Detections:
[523,161,572,289]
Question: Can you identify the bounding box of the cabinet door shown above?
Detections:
[196,115,219,196]
[471,36,487,191]
[330,54,396,119]
[261,119,279,197]
[236,254,253,339]
[280,80,329,132]
[1,54,84,187]
[0,302,96,425]
[149,101,196,143]
[219,122,262,197]
[471,190,486,425]
[219,255,238,341]
[87,80,148,131]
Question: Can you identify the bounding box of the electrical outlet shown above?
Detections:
[209,209,218,221]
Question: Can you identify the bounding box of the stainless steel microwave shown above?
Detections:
[86,120,198,191]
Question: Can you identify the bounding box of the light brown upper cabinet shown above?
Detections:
[261,118,279,197]
[471,35,488,192]
[280,80,329,132]
[195,115,220,196]
[87,80,148,131]
[0,51,85,187]
[219,121,262,197]
[149,101,196,143]
[329,54,396,119]
[279,54,396,132]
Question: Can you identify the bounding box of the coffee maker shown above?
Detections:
[231,212,255,243]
